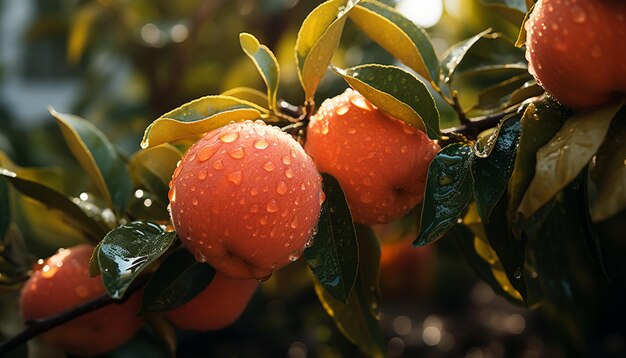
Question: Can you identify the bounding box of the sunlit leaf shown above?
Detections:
[348,0,439,82]
[515,4,535,48]
[472,74,532,112]
[67,3,99,62]
[440,28,492,84]
[314,225,384,358]
[295,0,359,102]
[97,221,176,299]
[304,173,358,303]
[50,108,131,217]
[221,87,269,108]
[129,144,182,205]
[472,114,522,222]
[415,143,475,246]
[334,64,440,139]
[140,248,215,314]
[518,101,622,218]
[591,113,626,221]
[239,33,280,111]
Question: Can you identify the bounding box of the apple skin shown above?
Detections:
[305,89,440,225]
[525,0,626,109]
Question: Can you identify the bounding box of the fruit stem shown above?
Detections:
[0,275,149,355]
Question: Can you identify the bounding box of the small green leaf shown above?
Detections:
[591,114,626,221]
[334,64,440,139]
[440,28,492,84]
[472,114,522,222]
[415,143,475,246]
[472,74,532,112]
[0,170,107,242]
[129,144,182,205]
[349,0,439,83]
[239,33,281,111]
[304,173,358,303]
[507,97,570,230]
[515,4,535,48]
[98,221,176,299]
[295,0,359,102]
[221,87,269,108]
[141,96,265,148]
[518,100,622,218]
[50,108,131,217]
[314,225,384,358]
[140,248,216,314]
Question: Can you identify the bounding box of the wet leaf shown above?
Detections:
[140,248,215,314]
[415,143,475,246]
[507,97,570,230]
[129,144,182,205]
[239,33,280,111]
[50,108,131,217]
[348,0,439,83]
[591,113,626,221]
[440,29,492,84]
[472,114,522,222]
[334,64,440,139]
[295,0,359,102]
[314,225,384,358]
[97,221,176,299]
[221,87,269,108]
[518,101,622,218]
[304,173,358,303]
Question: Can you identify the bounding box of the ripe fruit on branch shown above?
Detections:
[305,89,440,224]
[19,244,141,356]
[525,0,626,109]
[164,272,257,330]
[169,120,323,280]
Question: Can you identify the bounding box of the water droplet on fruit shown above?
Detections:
[266,199,279,213]
[262,161,275,172]
[260,216,268,225]
[172,165,182,179]
[285,168,294,178]
[288,249,301,262]
[360,192,373,203]
[192,198,198,206]
[400,145,408,153]
[228,146,245,159]
[276,181,288,195]
[219,131,239,143]
[350,96,369,110]
[251,204,260,213]
[282,155,292,165]
[254,139,269,150]
[336,106,350,115]
[290,216,299,228]
[321,126,329,135]
[227,171,243,185]
[168,187,177,202]
[571,5,586,23]
[347,127,356,134]
[197,169,207,180]
[198,144,219,162]
[319,191,326,205]
[212,160,225,170]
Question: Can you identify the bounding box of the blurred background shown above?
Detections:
[1,0,624,357]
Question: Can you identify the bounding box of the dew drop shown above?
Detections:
[282,155,292,165]
[172,165,182,179]
[266,199,280,213]
[197,169,208,180]
[262,161,275,172]
[276,181,288,195]
[350,96,370,110]
[288,249,301,262]
[336,106,350,115]
[513,267,523,280]
[285,168,294,179]
[227,171,243,185]
[360,192,373,203]
[347,127,357,134]
[254,138,269,150]
[212,160,225,170]
[219,131,239,143]
[168,187,177,203]
[251,204,260,213]
[198,144,219,162]
[260,216,268,225]
[192,198,199,206]
[319,191,326,205]
[290,216,299,229]
[305,236,315,248]
[400,145,409,153]
[228,146,245,159]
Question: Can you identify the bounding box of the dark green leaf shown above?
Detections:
[97,221,176,299]
[304,173,358,303]
[415,143,475,246]
[0,177,9,244]
[472,114,523,222]
[349,0,439,83]
[0,170,107,242]
[335,64,440,139]
[471,74,532,112]
[314,225,384,358]
[239,33,280,111]
[140,248,216,314]
[480,0,528,25]
[440,29,492,84]
[129,144,182,205]
[50,108,132,218]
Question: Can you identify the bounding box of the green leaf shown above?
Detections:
[140,248,216,314]
[304,173,358,303]
[334,64,440,139]
[221,87,269,108]
[295,0,359,102]
[591,111,626,221]
[471,74,532,112]
[314,225,384,358]
[480,0,528,25]
[50,108,131,217]
[129,144,182,205]
[0,170,107,242]
[515,4,535,48]
[415,143,475,246]
[440,28,492,84]
[348,0,439,83]
[472,114,522,222]
[507,97,570,230]
[141,96,266,148]
[0,176,9,243]
[239,33,280,111]
[97,221,176,299]
[518,100,622,218]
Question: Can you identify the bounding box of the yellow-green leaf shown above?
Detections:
[295,0,359,102]
[67,4,99,62]
[221,87,269,108]
[515,4,535,48]
[239,33,281,111]
[518,101,623,218]
[349,0,439,83]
